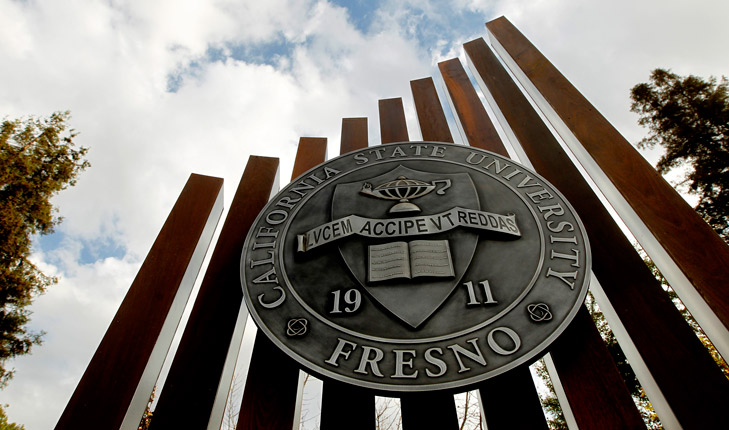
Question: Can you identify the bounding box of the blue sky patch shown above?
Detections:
[331,0,378,33]
[225,37,297,67]
[36,231,127,266]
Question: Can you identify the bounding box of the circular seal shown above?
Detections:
[241,142,590,392]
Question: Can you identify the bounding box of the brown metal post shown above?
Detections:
[439,56,646,428]
[411,74,547,428]
[477,367,549,430]
[410,78,454,143]
[379,98,410,143]
[319,120,377,430]
[439,58,557,429]
[438,60,501,150]
[400,392,459,429]
[149,158,279,430]
[551,308,648,429]
[340,117,370,154]
[236,138,328,430]
[464,36,729,427]
[236,334,301,430]
[292,137,329,179]
[57,174,224,430]
[378,97,459,430]
[486,16,729,336]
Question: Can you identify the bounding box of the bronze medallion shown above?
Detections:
[241,142,590,391]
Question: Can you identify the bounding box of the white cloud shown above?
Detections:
[4,245,138,428]
[490,0,729,145]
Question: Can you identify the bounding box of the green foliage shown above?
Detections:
[0,111,89,387]
[533,360,568,430]
[0,404,24,430]
[630,69,729,241]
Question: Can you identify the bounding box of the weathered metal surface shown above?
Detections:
[410,78,454,143]
[150,159,277,430]
[379,98,410,143]
[439,59,502,151]
[320,118,376,430]
[241,142,590,391]
[237,333,301,430]
[237,139,327,430]
[400,392,459,429]
[58,174,223,430]
[438,54,646,428]
[550,308,648,429]
[292,137,328,180]
[464,34,729,428]
[478,366,549,430]
[486,16,729,344]
[340,118,370,155]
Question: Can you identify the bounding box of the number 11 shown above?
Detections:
[463,280,497,306]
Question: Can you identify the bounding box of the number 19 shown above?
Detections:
[331,289,361,314]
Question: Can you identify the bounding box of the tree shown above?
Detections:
[533,360,568,430]
[0,111,89,387]
[0,404,24,430]
[454,390,483,430]
[630,69,729,241]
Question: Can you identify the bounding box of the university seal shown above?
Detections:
[241,142,590,391]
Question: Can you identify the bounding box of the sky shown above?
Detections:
[1,0,728,428]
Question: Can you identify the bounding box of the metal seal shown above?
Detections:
[241,142,591,392]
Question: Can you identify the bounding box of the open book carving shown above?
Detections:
[368,240,455,283]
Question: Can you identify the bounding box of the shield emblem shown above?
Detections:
[332,165,480,328]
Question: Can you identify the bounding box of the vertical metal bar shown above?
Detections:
[292,137,330,430]
[291,370,308,429]
[588,277,680,428]
[462,36,674,428]
[236,138,328,430]
[455,50,584,427]
[400,393,459,429]
[438,57,552,429]
[340,117,369,154]
[292,137,329,180]
[486,16,729,360]
[320,380,375,430]
[439,55,645,428]
[542,354,579,430]
[319,119,376,430]
[438,60,502,151]
[465,35,729,427]
[236,333,301,430]
[550,309,647,429]
[478,367,549,430]
[379,98,410,143]
[208,305,249,430]
[410,78,454,143]
[57,174,224,430]
[377,97,459,430]
[149,157,279,430]
[415,65,549,429]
